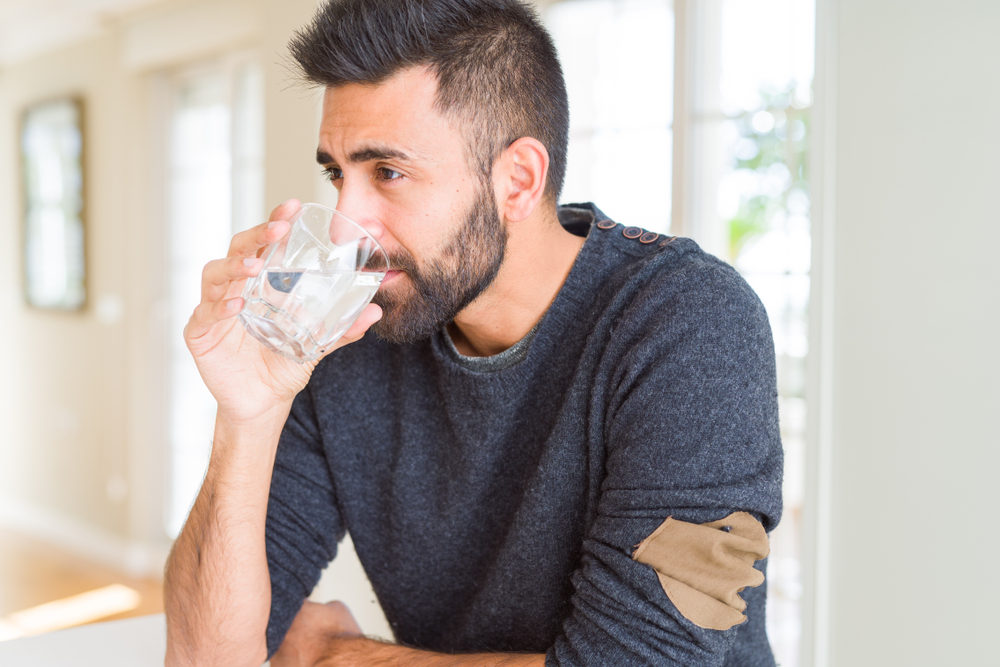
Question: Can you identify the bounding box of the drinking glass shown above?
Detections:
[239,203,388,362]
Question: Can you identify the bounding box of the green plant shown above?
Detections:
[725,86,810,262]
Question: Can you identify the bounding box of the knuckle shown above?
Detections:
[204,257,225,274]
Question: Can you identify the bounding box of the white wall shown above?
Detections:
[0,0,393,637]
[0,31,134,550]
[818,1,1000,664]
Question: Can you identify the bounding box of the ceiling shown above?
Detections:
[0,0,169,67]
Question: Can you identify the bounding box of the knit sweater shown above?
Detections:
[265,203,783,665]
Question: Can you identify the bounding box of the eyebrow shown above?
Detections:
[315,145,414,166]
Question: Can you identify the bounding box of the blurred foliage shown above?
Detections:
[726,86,810,261]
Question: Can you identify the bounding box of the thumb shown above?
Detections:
[318,303,383,360]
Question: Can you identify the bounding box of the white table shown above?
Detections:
[0,614,166,666]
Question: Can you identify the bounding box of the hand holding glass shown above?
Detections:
[239,203,388,362]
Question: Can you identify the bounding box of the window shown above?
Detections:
[548,0,674,232]
[160,56,264,537]
[545,2,814,665]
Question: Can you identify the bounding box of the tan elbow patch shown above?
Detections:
[631,511,769,631]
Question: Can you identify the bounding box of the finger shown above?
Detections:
[322,601,362,636]
[226,198,301,259]
[184,297,243,341]
[339,303,383,345]
[227,217,292,259]
[267,198,301,223]
[201,256,264,303]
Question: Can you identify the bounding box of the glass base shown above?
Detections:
[239,308,322,363]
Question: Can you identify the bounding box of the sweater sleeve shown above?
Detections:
[264,384,346,657]
[547,255,784,665]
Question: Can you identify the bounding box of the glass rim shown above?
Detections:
[292,202,390,272]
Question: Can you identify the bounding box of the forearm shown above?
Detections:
[318,637,545,667]
[164,407,291,666]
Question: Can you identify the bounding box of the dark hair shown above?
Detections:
[289,0,569,201]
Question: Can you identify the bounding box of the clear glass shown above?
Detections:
[240,203,389,363]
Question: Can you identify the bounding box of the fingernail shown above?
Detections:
[243,258,258,268]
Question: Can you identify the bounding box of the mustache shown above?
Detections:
[366,251,419,274]
[361,253,410,273]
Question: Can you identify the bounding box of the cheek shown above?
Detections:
[383,196,465,259]
[380,153,479,253]
[376,211,435,271]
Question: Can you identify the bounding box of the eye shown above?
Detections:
[321,166,343,183]
[375,166,404,182]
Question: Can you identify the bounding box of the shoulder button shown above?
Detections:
[639,232,659,244]
[622,226,642,239]
[596,219,617,230]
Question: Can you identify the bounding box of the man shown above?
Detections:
[164,0,783,665]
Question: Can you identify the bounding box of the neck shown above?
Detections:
[448,206,585,357]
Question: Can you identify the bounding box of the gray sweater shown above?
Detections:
[265,204,783,665]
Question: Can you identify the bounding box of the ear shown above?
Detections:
[494,137,550,223]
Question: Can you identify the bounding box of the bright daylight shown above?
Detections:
[1,1,996,666]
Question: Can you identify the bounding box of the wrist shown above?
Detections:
[215,399,292,440]
[317,635,384,665]
[313,637,545,667]
[215,397,294,434]
[209,403,292,474]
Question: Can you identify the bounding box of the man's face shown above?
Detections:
[368,178,506,343]
[316,67,506,343]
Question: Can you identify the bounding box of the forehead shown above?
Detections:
[318,66,466,164]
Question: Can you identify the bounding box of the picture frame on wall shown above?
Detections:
[20,97,86,311]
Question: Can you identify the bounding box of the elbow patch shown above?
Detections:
[631,511,769,631]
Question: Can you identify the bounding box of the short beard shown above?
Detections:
[370,182,506,344]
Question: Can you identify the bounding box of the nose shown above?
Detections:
[334,181,386,243]
[338,209,386,244]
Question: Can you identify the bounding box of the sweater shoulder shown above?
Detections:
[583,223,769,335]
